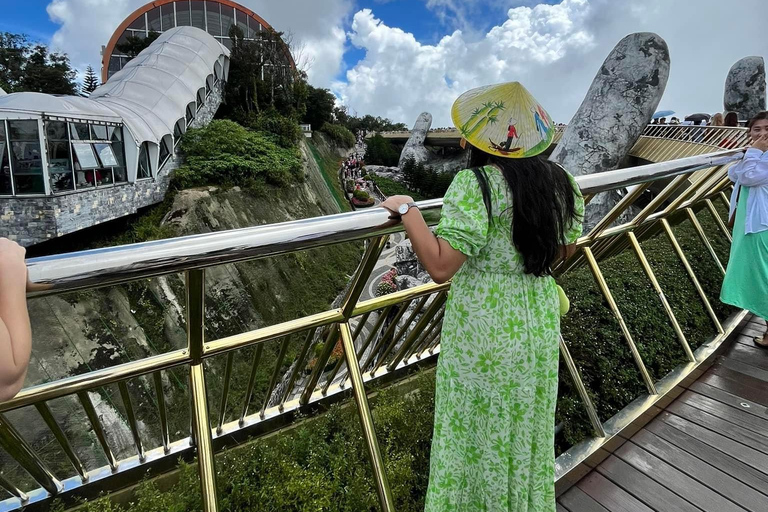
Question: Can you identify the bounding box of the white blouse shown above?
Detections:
[728,148,768,235]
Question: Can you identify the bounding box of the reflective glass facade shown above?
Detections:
[0,119,127,197]
[105,1,291,80]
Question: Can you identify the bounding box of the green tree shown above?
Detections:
[220,25,303,123]
[82,65,99,94]
[303,85,335,131]
[364,134,400,167]
[0,32,77,94]
[115,31,160,58]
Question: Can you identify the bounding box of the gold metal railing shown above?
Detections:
[0,129,750,512]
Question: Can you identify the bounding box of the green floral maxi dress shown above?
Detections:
[424,166,584,512]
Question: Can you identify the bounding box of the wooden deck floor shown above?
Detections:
[557,315,768,512]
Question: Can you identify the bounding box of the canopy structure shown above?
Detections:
[91,26,230,146]
[0,26,229,200]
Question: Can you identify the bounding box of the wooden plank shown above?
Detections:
[678,390,768,435]
[559,486,609,512]
[656,412,768,475]
[722,342,768,372]
[739,325,764,338]
[699,370,768,408]
[615,440,746,512]
[667,401,768,454]
[713,357,768,384]
[632,429,767,511]
[596,456,701,512]
[688,380,768,420]
[557,504,570,512]
[647,417,768,493]
[716,357,768,383]
[577,472,654,512]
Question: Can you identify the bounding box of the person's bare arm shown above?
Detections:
[0,239,32,402]
[380,196,467,284]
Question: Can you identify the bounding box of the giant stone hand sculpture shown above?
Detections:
[398,112,470,174]
[550,32,670,230]
[724,56,766,122]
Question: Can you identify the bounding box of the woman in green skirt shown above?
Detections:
[381,82,583,511]
[721,111,768,347]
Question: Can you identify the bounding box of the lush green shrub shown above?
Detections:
[174,120,302,188]
[320,122,356,149]
[364,134,400,167]
[369,173,425,201]
[352,189,370,201]
[556,206,734,451]
[250,109,303,148]
[52,373,438,512]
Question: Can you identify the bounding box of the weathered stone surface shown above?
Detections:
[398,112,470,175]
[724,56,767,122]
[399,112,433,168]
[550,32,670,229]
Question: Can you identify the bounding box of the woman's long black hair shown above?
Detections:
[468,149,581,277]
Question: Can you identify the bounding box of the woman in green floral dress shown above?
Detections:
[381,82,583,511]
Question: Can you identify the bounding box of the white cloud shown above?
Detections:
[335,0,768,128]
[45,0,352,88]
[335,0,595,126]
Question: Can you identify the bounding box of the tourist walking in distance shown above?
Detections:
[721,111,768,347]
[0,238,33,401]
[381,82,583,511]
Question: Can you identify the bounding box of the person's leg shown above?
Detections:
[755,315,768,347]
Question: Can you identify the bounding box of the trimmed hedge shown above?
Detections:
[174,120,303,189]
[320,123,356,149]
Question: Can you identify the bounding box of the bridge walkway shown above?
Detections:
[557,315,768,512]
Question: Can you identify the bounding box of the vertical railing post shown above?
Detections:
[339,322,395,512]
[558,336,605,438]
[0,414,61,495]
[583,247,657,395]
[186,269,218,512]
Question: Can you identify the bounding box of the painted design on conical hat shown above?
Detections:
[451,82,554,159]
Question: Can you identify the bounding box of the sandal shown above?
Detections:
[753,334,768,349]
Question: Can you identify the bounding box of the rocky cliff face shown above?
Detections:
[4,135,362,485]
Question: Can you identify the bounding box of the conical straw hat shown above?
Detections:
[451,82,554,159]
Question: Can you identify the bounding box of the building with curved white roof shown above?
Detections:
[0,26,230,246]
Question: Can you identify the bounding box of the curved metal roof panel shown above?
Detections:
[0,26,228,146]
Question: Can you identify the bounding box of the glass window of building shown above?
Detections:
[205,79,211,97]
[236,9,248,34]
[91,124,108,141]
[196,88,205,110]
[221,6,234,37]
[160,4,175,31]
[8,120,44,195]
[93,143,116,186]
[159,136,171,168]
[176,0,191,26]
[186,102,195,126]
[72,143,99,190]
[174,119,184,144]
[46,121,74,193]
[70,122,91,140]
[206,2,221,37]
[0,122,12,195]
[147,7,162,32]
[190,1,206,30]
[247,17,261,39]
[138,142,152,179]
[129,13,146,31]
[109,126,127,183]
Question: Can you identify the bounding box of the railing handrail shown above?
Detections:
[26,148,745,296]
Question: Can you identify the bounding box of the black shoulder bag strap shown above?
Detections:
[470,166,493,224]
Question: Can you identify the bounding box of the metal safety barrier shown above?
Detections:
[0,125,751,512]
